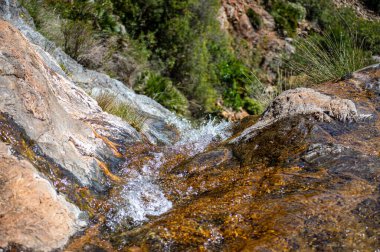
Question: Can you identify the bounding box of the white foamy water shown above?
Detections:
[170,117,232,156]
[107,118,232,230]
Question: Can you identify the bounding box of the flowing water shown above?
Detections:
[106,118,232,231]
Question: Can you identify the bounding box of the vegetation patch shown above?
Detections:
[286,31,373,85]
[136,72,190,116]
[265,0,306,37]
[94,92,148,131]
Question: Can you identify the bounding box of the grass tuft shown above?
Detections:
[94,92,148,132]
[286,31,374,86]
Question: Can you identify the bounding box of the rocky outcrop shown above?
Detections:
[218,0,289,83]
[0,0,182,145]
[1,0,379,251]
[0,20,141,188]
[0,142,86,251]
[231,87,361,142]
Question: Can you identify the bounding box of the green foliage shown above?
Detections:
[218,57,264,114]
[288,0,332,23]
[21,0,267,117]
[246,8,262,30]
[185,37,219,114]
[287,30,373,85]
[136,72,190,116]
[266,0,306,37]
[244,97,264,115]
[319,8,380,54]
[94,92,148,131]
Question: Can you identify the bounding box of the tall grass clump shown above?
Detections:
[287,31,373,85]
[94,92,148,131]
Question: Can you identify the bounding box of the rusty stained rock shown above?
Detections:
[0,142,87,251]
[0,20,141,189]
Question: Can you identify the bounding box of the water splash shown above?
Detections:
[170,117,232,156]
[107,152,172,229]
[107,118,232,230]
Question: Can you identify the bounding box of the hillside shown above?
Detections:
[18,0,380,119]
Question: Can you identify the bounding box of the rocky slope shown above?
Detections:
[0,1,379,251]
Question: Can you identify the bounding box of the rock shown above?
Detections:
[0,20,139,188]
[0,142,87,251]
[231,88,359,143]
[100,66,380,251]
[0,0,182,145]
[262,88,358,122]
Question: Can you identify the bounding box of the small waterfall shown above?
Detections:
[107,118,232,230]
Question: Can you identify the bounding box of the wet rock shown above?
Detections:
[100,67,380,251]
[0,20,140,188]
[0,142,87,251]
[262,88,358,122]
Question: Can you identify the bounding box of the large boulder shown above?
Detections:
[0,142,87,251]
[0,20,140,188]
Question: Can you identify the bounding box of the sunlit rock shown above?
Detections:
[0,142,87,251]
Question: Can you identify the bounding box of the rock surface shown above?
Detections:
[231,87,361,142]
[0,0,182,145]
[89,65,379,251]
[0,142,86,251]
[0,20,140,188]
[0,1,379,251]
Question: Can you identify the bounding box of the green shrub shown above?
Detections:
[244,97,263,115]
[218,57,264,114]
[94,92,148,131]
[136,72,190,116]
[288,0,332,23]
[287,31,373,85]
[269,1,306,37]
[247,8,262,30]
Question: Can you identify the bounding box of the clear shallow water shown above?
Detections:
[106,118,232,230]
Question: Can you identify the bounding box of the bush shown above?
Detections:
[267,1,306,37]
[94,92,148,131]
[218,57,264,114]
[287,30,373,85]
[244,97,264,115]
[61,19,95,60]
[136,72,190,116]
[288,0,332,23]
